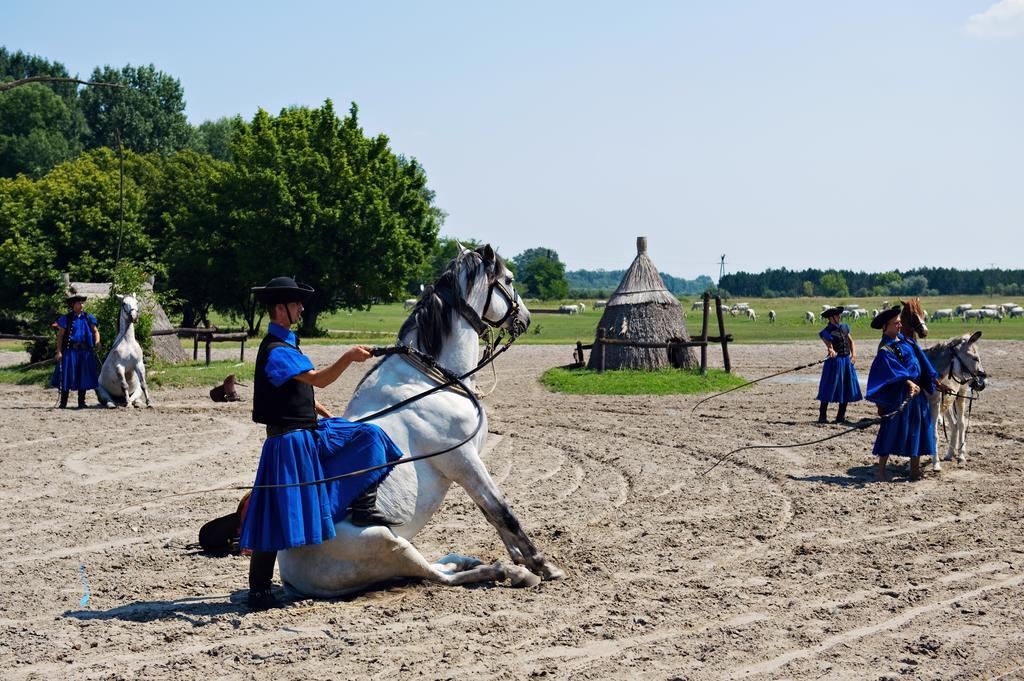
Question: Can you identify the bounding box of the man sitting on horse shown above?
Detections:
[240,276,405,609]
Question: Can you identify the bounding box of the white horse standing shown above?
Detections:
[97,294,152,408]
[278,245,564,596]
[923,332,986,471]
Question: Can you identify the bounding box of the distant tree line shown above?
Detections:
[719,267,1024,298]
[566,269,713,298]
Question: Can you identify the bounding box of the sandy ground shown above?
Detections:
[1,340,1023,680]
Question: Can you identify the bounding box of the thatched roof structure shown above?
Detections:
[64,274,188,363]
[588,237,696,371]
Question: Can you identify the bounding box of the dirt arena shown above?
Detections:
[2,340,1023,680]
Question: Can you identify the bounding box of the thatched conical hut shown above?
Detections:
[588,237,696,371]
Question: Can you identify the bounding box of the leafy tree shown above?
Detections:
[513,248,568,299]
[802,280,815,297]
[0,174,59,320]
[0,47,79,105]
[819,271,849,297]
[189,116,244,162]
[0,83,84,177]
[225,101,442,334]
[79,64,191,154]
[893,274,929,296]
[143,150,232,327]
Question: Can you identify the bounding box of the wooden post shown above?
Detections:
[575,340,584,367]
[240,337,246,362]
[597,327,606,373]
[205,333,212,366]
[700,292,710,376]
[193,334,199,361]
[715,296,731,373]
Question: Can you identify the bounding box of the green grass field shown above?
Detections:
[203,295,1024,346]
[539,366,747,395]
[0,359,253,388]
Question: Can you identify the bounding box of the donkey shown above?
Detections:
[277,245,564,596]
[97,294,152,408]
[922,332,986,471]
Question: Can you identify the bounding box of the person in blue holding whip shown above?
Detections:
[816,306,862,424]
[865,305,954,482]
[54,292,101,409]
[240,276,405,610]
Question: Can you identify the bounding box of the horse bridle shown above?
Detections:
[947,343,985,390]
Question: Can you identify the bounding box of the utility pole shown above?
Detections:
[718,255,726,286]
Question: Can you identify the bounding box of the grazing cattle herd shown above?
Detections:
[462,298,1022,324]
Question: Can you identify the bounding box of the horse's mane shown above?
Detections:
[398,246,505,358]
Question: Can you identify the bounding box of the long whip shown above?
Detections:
[690,358,826,415]
[699,396,912,476]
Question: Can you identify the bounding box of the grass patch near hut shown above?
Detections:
[539,366,747,395]
[0,360,254,389]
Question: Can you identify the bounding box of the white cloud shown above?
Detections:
[964,0,1024,38]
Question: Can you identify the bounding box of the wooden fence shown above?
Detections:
[150,327,248,365]
[573,293,733,375]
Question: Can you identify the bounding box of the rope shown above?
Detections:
[115,338,519,510]
[690,358,826,415]
[699,396,913,477]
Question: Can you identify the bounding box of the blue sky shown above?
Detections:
[5,1,1023,279]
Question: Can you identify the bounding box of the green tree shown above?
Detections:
[143,150,232,327]
[188,116,244,162]
[819,271,849,297]
[514,248,568,299]
[0,174,59,320]
[225,101,442,334]
[410,236,481,293]
[802,280,814,297]
[79,64,191,154]
[0,83,84,177]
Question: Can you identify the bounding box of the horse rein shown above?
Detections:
[700,396,914,477]
[125,270,526,504]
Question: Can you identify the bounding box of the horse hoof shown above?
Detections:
[507,566,542,588]
[539,562,566,581]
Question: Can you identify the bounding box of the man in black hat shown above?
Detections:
[865,305,954,481]
[815,306,862,424]
[238,276,405,609]
[54,293,101,408]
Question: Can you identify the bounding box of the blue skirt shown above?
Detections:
[51,349,99,390]
[239,429,336,552]
[873,393,935,458]
[816,355,862,403]
[316,418,404,522]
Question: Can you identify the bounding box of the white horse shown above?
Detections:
[923,332,986,471]
[278,245,564,596]
[767,310,776,323]
[804,311,815,324]
[745,308,757,322]
[97,294,152,408]
[402,298,417,310]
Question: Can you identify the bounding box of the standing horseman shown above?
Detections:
[53,293,101,409]
[816,306,862,424]
[241,277,406,610]
[865,306,955,482]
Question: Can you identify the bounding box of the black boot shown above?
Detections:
[817,401,829,424]
[59,390,69,409]
[349,479,404,527]
[77,390,87,408]
[247,551,281,610]
[834,402,849,424]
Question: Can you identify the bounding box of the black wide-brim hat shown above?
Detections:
[871,305,902,330]
[821,306,844,318]
[65,294,88,305]
[251,276,314,304]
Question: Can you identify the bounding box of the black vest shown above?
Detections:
[252,334,316,426]
[825,324,850,356]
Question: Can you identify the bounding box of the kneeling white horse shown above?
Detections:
[97,294,153,408]
[922,331,986,471]
[279,245,564,596]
